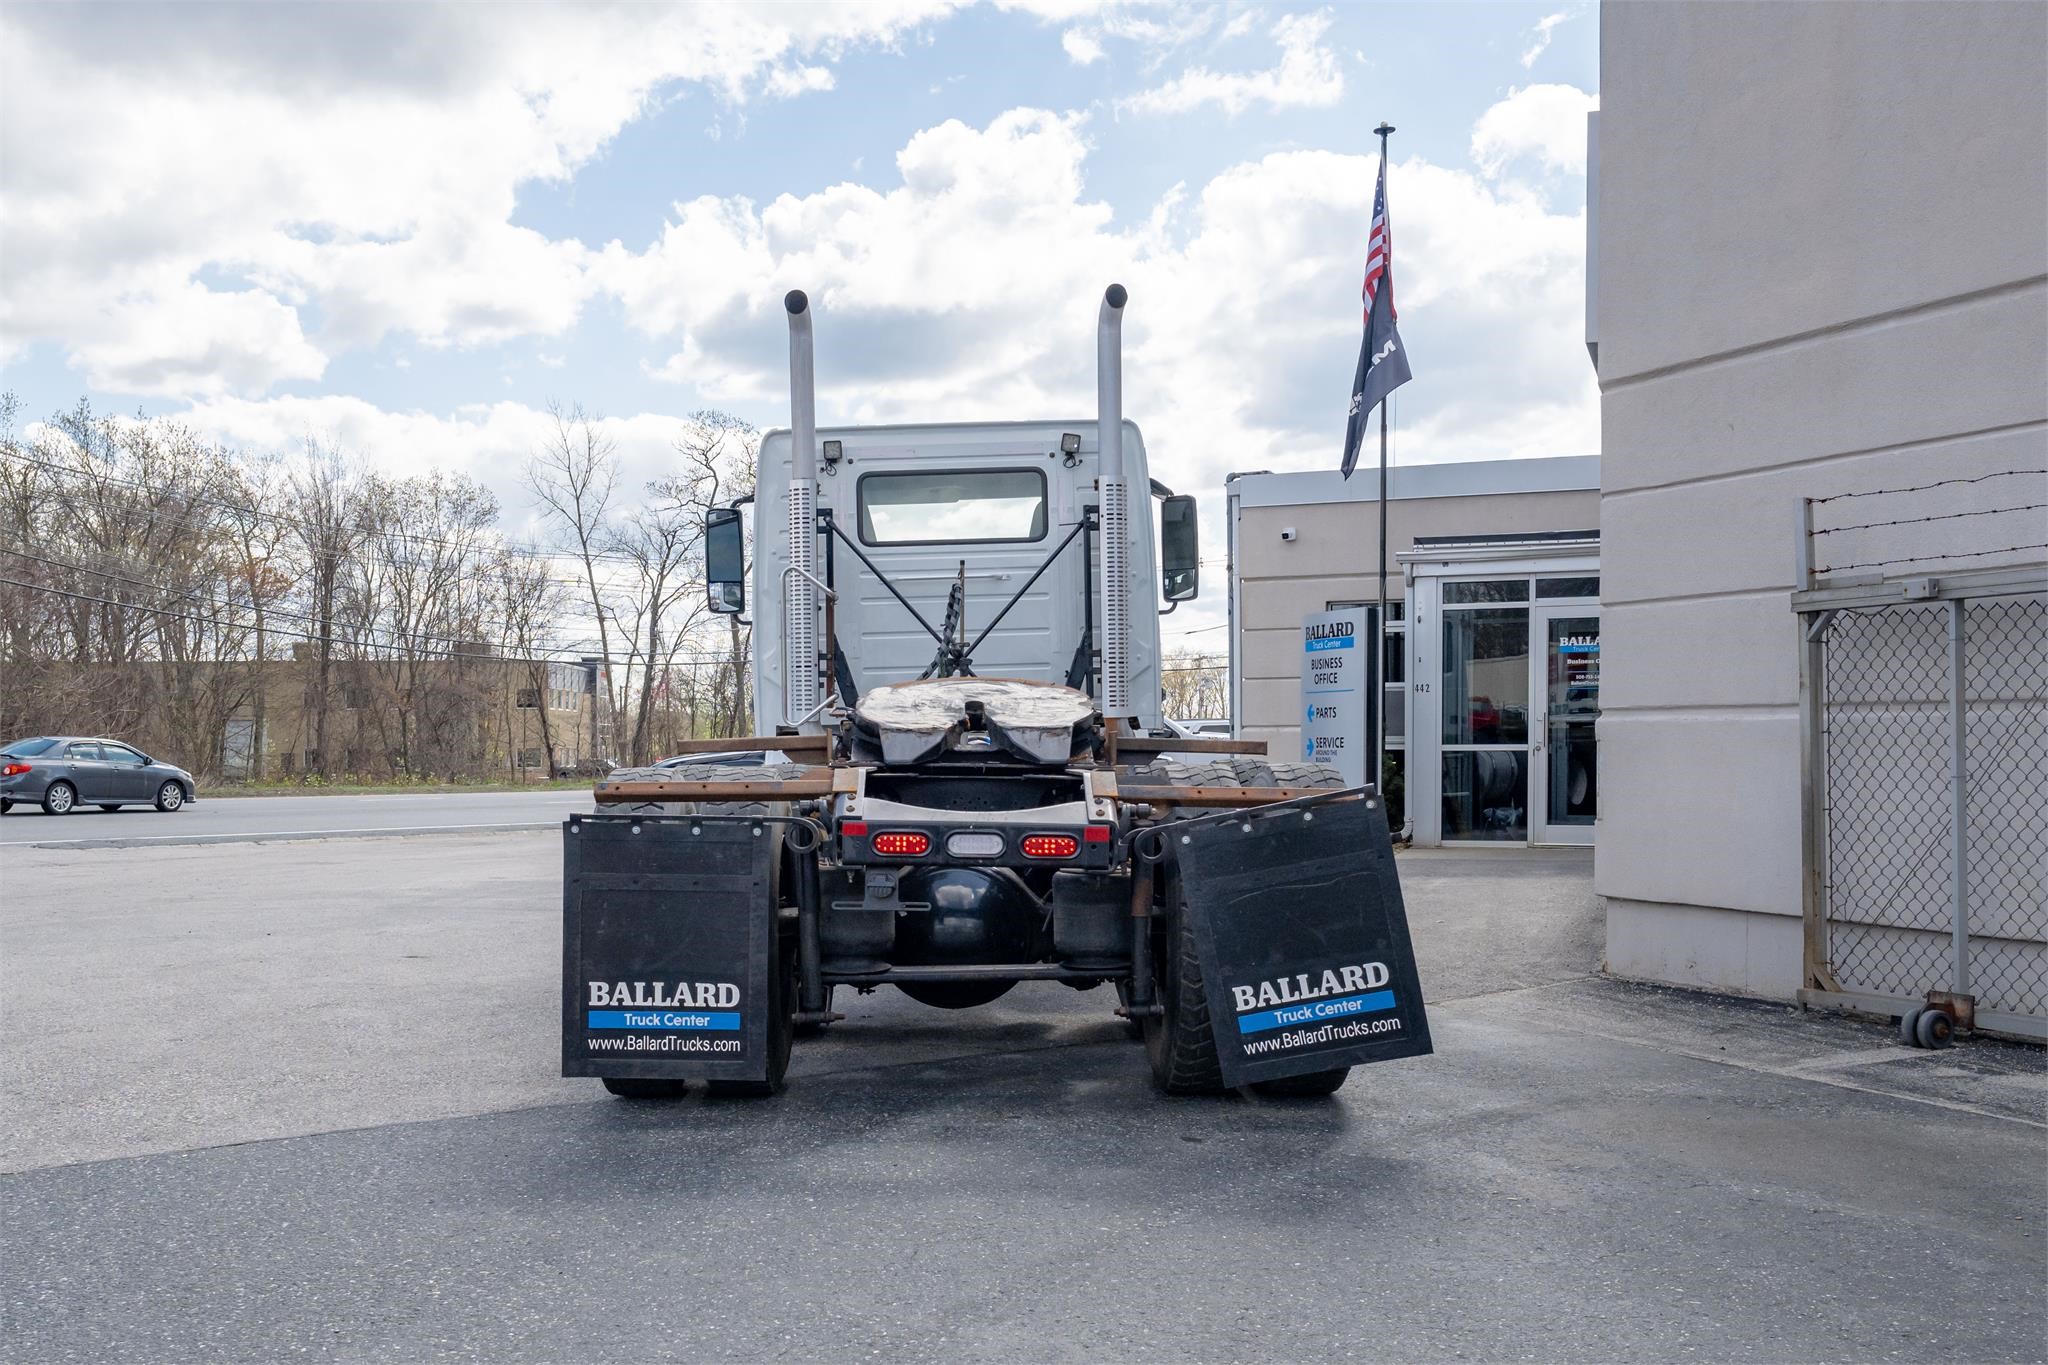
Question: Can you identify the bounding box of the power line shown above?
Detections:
[0,447,666,571]
[2,449,680,606]
[0,574,751,667]
[0,547,602,659]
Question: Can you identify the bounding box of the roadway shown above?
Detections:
[2,834,2041,1361]
[0,788,592,848]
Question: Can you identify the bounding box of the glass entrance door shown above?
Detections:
[1439,581,1530,841]
[1532,608,1600,844]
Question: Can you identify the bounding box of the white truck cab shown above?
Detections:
[747,419,1186,734]
[712,287,1200,737]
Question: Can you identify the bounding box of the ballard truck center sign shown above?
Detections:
[1300,606,1377,789]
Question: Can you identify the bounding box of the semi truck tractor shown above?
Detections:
[562,285,1431,1100]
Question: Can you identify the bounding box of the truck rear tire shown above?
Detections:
[1120,757,1350,794]
[1143,867,1226,1095]
[605,761,784,817]
[1133,759,1349,1096]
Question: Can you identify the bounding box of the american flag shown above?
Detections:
[1361,170,1395,324]
[1339,150,1413,479]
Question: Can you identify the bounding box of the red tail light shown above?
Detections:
[1,763,29,778]
[1082,824,1112,844]
[839,821,869,838]
[871,830,931,857]
[1021,834,1079,860]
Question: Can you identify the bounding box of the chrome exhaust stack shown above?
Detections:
[1096,283,1130,720]
[785,289,820,723]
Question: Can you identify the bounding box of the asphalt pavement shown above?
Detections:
[0,787,591,848]
[2,834,2042,1362]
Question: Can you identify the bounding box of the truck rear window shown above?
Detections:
[858,469,1048,545]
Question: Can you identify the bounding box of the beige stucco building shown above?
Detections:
[1591,1,2047,1001]
[1228,456,1600,844]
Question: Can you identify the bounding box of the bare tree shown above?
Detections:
[284,441,368,780]
[1161,648,1229,721]
[0,392,591,785]
[606,485,704,767]
[527,402,621,759]
[496,551,571,776]
[673,411,759,738]
[222,452,293,779]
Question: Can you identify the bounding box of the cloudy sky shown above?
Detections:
[0,0,1598,651]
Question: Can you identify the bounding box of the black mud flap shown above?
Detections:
[1174,795,1432,1088]
[562,814,773,1084]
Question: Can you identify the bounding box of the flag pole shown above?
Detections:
[1373,121,1394,808]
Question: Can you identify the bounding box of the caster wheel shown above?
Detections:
[1914,1008,1955,1050]
[1899,1006,1925,1046]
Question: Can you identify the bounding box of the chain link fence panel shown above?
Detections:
[1817,594,2046,1030]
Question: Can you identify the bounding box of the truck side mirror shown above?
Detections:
[1160,494,1198,602]
[706,506,746,614]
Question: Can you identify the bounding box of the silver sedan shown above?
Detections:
[0,737,198,815]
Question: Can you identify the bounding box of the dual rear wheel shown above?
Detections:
[1127,757,1353,1100]
[1140,863,1350,1099]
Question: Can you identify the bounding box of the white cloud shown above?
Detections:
[67,281,327,398]
[121,77,1597,650]
[591,89,1596,504]
[1061,28,1106,63]
[765,64,838,98]
[0,2,962,391]
[1470,83,1598,178]
[160,393,693,533]
[1520,10,1572,69]
[1120,10,1342,117]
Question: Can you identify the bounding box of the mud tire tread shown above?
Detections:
[1121,758,1349,792]
[1146,889,1226,1095]
[602,761,781,816]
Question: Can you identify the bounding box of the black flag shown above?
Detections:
[1340,150,1412,479]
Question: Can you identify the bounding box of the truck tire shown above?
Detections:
[1133,758,1350,1096]
[1144,865,1225,1095]
[1120,758,1349,794]
[603,762,783,817]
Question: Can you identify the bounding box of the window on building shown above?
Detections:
[1444,579,1529,604]
[1536,576,1600,600]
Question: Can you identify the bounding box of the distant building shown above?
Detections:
[217,654,599,781]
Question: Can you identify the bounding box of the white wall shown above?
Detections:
[1594,0,2048,997]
